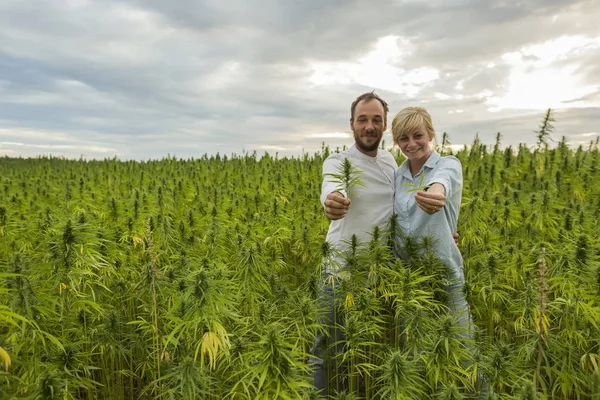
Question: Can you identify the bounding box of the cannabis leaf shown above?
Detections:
[402,173,431,193]
[324,157,366,198]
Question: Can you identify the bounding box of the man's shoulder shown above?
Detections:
[323,147,397,167]
[324,150,351,161]
[377,148,396,161]
[377,149,399,168]
[323,147,357,165]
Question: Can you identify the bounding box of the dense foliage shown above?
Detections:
[0,133,599,399]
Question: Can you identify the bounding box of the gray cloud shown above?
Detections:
[0,0,598,159]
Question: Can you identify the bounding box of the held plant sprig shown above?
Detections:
[325,157,366,198]
[403,173,431,193]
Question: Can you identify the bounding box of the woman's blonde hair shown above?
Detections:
[391,107,436,145]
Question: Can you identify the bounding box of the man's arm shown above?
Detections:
[321,156,351,220]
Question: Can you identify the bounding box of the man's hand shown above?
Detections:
[324,192,351,220]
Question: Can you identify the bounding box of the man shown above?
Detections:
[312,92,448,395]
[321,91,398,260]
[312,91,396,395]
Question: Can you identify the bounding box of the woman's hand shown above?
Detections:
[415,183,445,214]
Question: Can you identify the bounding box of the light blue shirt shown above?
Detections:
[393,150,464,280]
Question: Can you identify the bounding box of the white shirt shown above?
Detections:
[321,145,397,274]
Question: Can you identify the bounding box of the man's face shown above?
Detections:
[350,99,386,156]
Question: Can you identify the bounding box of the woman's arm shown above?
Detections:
[415,183,445,214]
[416,156,462,215]
[415,183,459,245]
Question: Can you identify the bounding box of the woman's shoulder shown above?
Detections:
[436,154,462,169]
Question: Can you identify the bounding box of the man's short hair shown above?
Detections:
[350,91,389,122]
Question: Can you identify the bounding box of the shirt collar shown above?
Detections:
[399,150,440,179]
[424,150,441,169]
[348,144,380,161]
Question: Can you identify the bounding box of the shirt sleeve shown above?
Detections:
[320,155,348,207]
[426,156,462,198]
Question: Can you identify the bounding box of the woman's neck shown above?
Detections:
[409,150,432,176]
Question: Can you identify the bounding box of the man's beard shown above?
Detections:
[354,130,382,153]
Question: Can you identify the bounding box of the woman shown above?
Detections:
[391,106,470,332]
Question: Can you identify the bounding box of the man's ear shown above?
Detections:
[349,118,354,131]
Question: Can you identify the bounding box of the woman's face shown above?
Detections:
[397,123,433,163]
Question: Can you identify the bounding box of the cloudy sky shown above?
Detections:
[1,0,599,160]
